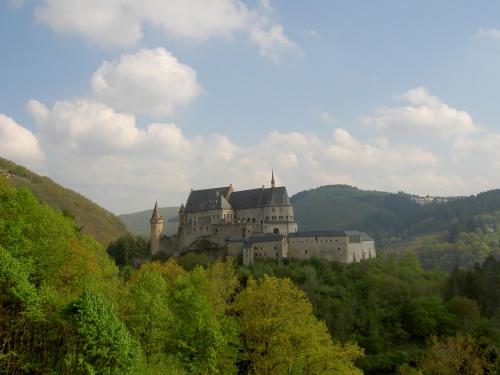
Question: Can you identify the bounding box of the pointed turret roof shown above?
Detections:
[271,169,275,188]
[179,203,186,213]
[151,201,162,219]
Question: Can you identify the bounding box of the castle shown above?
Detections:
[150,172,375,266]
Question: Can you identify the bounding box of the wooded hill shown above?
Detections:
[292,184,500,242]
[0,157,128,245]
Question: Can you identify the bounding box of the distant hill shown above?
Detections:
[291,185,390,231]
[119,206,180,237]
[0,157,128,245]
[291,184,500,243]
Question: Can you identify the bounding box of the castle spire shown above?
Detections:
[271,169,275,188]
[151,201,162,219]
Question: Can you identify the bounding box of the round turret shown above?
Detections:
[150,201,164,256]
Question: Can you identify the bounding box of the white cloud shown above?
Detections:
[475,28,500,40]
[22,96,459,212]
[250,24,301,63]
[34,0,299,61]
[362,87,480,139]
[35,0,143,48]
[13,84,500,213]
[27,99,143,153]
[126,0,251,41]
[91,48,201,117]
[0,113,45,167]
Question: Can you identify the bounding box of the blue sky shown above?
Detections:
[2,0,500,213]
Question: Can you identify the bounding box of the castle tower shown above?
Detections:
[150,201,164,256]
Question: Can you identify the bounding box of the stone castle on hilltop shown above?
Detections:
[150,172,375,266]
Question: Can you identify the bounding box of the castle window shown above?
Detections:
[272,216,276,220]
[253,218,256,222]
[279,215,283,220]
[265,216,269,221]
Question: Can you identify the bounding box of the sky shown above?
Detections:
[2,0,500,214]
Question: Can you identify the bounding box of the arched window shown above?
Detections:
[273,228,279,234]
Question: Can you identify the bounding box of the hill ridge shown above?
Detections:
[0,157,128,245]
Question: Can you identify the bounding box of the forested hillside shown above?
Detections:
[0,158,128,244]
[1,175,498,373]
[292,184,500,243]
[243,256,499,374]
[0,176,364,374]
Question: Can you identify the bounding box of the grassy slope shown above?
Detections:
[0,158,128,245]
[119,207,180,237]
[291,185,389,231]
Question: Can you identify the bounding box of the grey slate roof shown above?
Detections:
[151,201,162,219]
[229,186,290,209]
[184,186,291,212]
[184,186,231,212]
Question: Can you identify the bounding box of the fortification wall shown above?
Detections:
[288,236,349,262]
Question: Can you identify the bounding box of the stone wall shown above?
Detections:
[288,235,349,262]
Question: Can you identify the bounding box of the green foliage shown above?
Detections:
[0,157,128,245]
[396,228,500,272]
[63,290,141,374]
[176,251,211,270]
[416,334,496,374]
[0,245,42,319]
[233,275,363,374]
[121,270,172,360]
[166,268,238,374]
[445,255,500,318]
[107,234,150,267]
[243,255,499,374]
[402,296,453,341]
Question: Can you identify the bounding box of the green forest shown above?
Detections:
[0,158,128,245]
[1,176,499,374]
